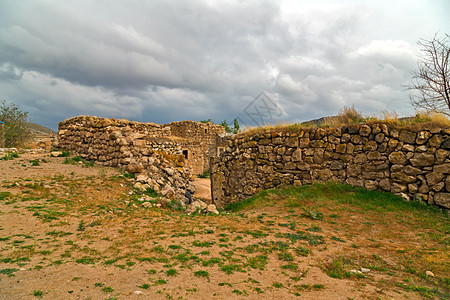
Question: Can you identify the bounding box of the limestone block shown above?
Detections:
[299,138,310,148]
[359,125,371,136]
[292,148,302,162]
[346,143,354,154]
[340,154,352,163]
[363,141,378,151]
[375,133,385,143]
[391,182,407,193]
[408,183,419,193]
[435,149,449,163]
[364,180,378,190]
[330,161,345,170]
[428,135,443,148]
[206,204,219,214]
[117,137,129,146]
[341,133,351,143]
[410,152,435,167]
[347,164,361,176]
[318,169,332,181]
[273,137,284,145]
[336,144,347,153]
[391,169,416,183]
[328,135,340,144]
[379,178,391,191]
[432,182,445,192]
[388,139,399,150]
[434,163,450,174]
[372,125,381,135]
[351,135,362,144]
[399,130,416,144]
[346,177,364,187]
[127,163,144,174]
[416,131,431,144]
[442,138,450,149]
[389,152,407,165]
[285,137,299,147]
[367,151,383,161]
[434,192,450,208]
[313,149,324,164]
[354,153,367,164]
[404,165,422,175]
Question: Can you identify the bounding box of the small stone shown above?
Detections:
[134,290,144,295]
[206,204,219,214]
[136,174,149,183]
[127,163,144,173]
[400,193,411,201]
[360,268,370,273]
[425,270,435,277]
[142,202,152,208]
[164,168,174,176]
[133,182,145,191]
[51,151,63,157]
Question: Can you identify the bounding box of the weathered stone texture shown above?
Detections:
[59,116,225,204]
[211,124,450,210]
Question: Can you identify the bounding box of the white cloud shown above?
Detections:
[0,0,447,128]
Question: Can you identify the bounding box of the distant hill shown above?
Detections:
[26,122,57,136]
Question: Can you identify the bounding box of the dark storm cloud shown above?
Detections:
[0,0,448,130]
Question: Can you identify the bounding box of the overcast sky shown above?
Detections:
[0,0,448,130]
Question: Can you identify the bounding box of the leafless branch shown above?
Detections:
[407,33,450,116]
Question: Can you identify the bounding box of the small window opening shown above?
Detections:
[182,150,189,159]
[204,128,208,134]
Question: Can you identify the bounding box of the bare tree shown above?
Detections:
[407,33,450,115]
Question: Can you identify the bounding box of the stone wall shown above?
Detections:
[58,116,225,204]
[168,121,226,174]
[58,116,224,175]
[211,124,450,210]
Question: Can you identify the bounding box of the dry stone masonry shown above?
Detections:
[211,124,450,210]
[58,116,225,205]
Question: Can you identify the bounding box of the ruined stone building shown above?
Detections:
[58,116,226,176]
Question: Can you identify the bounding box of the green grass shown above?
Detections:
[137,283,150,289]
[166,268,177,276]
[194,270,209,277]
[101,286,114,293]
[0,268,19,276]
[63,156,94,167]
[0,192,11,201]
[280,231,325,246]
[225,182,447,216]
[33,290,44,298]
[0,152,19,161]
[325,255,352,279]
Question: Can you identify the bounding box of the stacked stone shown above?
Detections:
[58,116,195,204]
[211,124,450,209]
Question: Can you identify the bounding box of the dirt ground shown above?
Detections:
[0,152,448,299]
[191,178,211,202]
